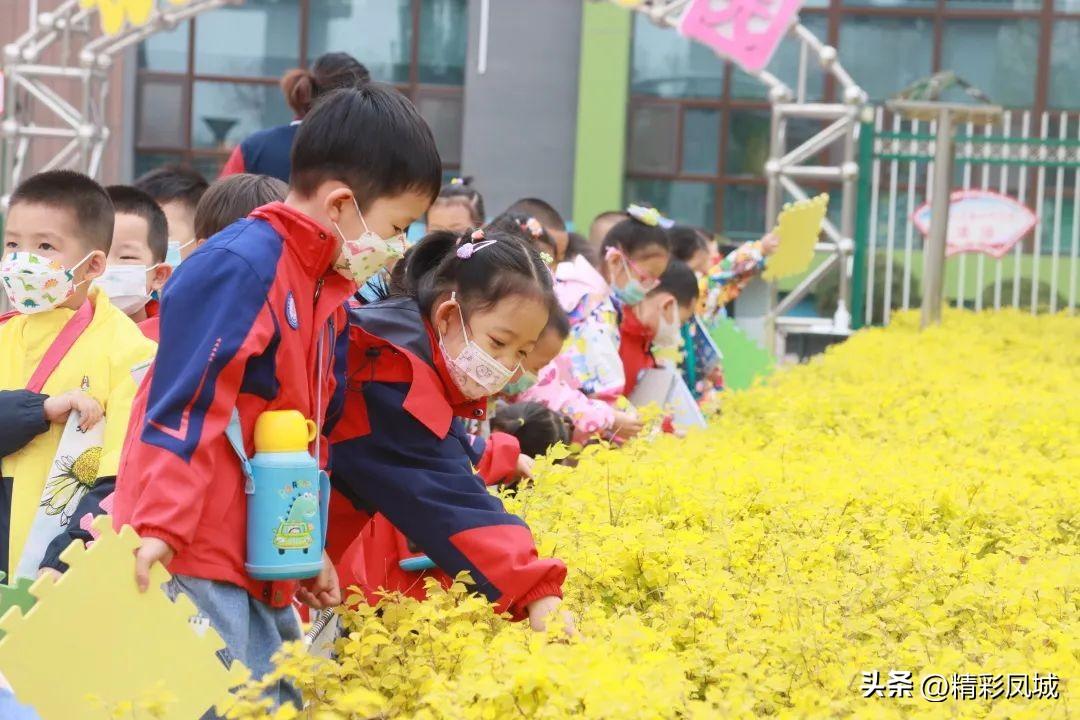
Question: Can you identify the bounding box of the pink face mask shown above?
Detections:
[437,294,519,399]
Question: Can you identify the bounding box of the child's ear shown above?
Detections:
[323,185,356,227]
[83,249,108,282]
[432,295,458,337]
[150,263,173,292]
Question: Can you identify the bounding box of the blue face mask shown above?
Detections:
[612,276,647,306]
[502,370,538,396]
[165,238,195,268]
[358,268,390,304]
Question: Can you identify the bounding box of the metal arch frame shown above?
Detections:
[617,0,868,350]
[0,0,240,209]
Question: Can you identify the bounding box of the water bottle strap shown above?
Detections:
[225,408,256,493]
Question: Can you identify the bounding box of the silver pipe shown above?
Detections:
[782,165,843,180]
[773,253,839,316]
[922,108,955,328]
[776,116,849,168]
[12,73,82,128]
[773,103,851,120]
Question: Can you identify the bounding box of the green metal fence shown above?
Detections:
[852,108,1080,329]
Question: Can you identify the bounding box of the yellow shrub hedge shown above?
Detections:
[229,310,1078,719]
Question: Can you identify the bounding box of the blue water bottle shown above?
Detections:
[242,410,329,580]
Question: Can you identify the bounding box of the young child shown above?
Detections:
[426,177,485,234]
[526,208,671,442]
[506,197,569,262]
[327,228,570,633]
[668,225,712,276]
[193,174,290,253]
[112,84,441,696]
[97,186,172,332]
[503,302,570,399]
[133,164,209,265]
[618,259,699,395]
[491,401,572,459]
[0,170,156,580]
[564,231,596,266]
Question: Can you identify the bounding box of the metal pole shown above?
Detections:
[922,108,955,328]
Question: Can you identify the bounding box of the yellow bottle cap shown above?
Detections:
[253,410,317,453]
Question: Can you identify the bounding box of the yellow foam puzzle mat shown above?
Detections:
[0,517,248,719]
[763,193,830,282]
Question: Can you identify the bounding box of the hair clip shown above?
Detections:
[539,251,554,265]
[450,177,465,185]
[524,217,544,238]
[626,203,675,229]
[457,236,497,260]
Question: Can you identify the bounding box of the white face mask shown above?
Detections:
[437,295,519,400]
[93,264,157,315]
[331,197,405,286]
[653,301,682,349]
[0,251,93,314]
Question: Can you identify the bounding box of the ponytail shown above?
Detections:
[281,52,370,119]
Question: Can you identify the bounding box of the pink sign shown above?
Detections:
[911,190,1037,259]
[678,0,805,73]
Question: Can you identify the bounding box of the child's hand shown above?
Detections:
[297,552,341,609]
[134,536,175,592]
[43,390,103,431]
[515,454,535,481]
[527,596,576,636]
[36,567,61,582]
[612,410,644,438]
[761,232,780,256]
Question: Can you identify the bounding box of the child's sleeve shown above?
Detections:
[707,240,767,307]
[331,382,566,620]
[0,390,49,458]
[124,247,276,554]
[475,432,522,487]
[563,311,626,400]
[521,364,615,442]
[38,484,114,572]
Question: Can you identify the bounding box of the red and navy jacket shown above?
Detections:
[113,202,353,607]
[327,297,566,620]
[219,123,300,183]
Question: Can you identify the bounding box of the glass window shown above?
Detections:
[682,108,721,175]
[416,93,464,166]
[307,0,412,84]
[419,0,468,84]
[1057,0,1080,9]
[138,79,186,148]
[630,13,725,99]
[137,21,189,73]
[722,184,767,238]
[135,152,183,179]
[730,14,828,101]
[627,104,679,174]
[838,16,933,102]
[191,82,293,150]
[726,110,771,177]
[625,178,717,229]
[941,20,1039,108]
[194,0,300,78]
[943,0,1041,8]
[842,0,935,6]
[1050,21,1080,109]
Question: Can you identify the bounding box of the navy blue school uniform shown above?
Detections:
[219,122,299,183]
[326,297,566,619]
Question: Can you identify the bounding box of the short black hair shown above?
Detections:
[601,217,670,257]
[667,224,710,264]
[133,163,209,212]
[106,185,169,263]
[506,198,565,232]
[491,402,572,459]
[291,83,442,209]
[432,177,485,226]
[545,301,570,339]
[399,228,554,318]
[563,232,596,265]
[650,259,699,308]
[195,174,288,240]
[10,170,114,253]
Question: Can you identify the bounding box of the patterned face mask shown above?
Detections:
[438,295,519,400]
[332,197,405,287]
[0,251,93,314]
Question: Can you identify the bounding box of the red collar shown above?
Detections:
[144,298,160,318]
[423,319,488,421]
[620,306,655,344]
[249,202,338,280]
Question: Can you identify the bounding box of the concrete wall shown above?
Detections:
[460,0,583,223]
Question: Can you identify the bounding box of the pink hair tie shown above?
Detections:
[457,238,497,260]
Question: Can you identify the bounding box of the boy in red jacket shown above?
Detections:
[619,260,700,395]
[112,84,441,700]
